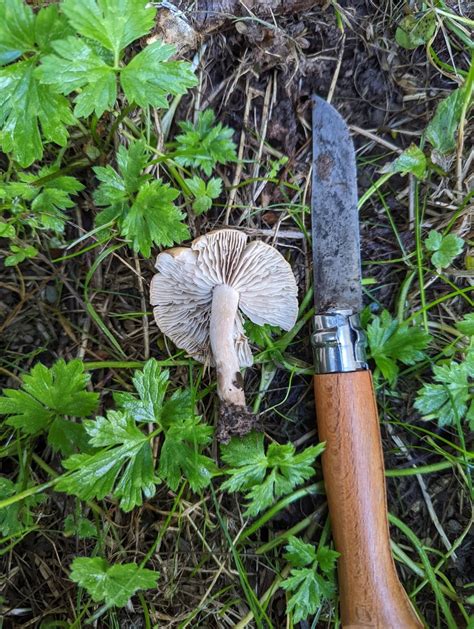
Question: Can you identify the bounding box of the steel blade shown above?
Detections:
[311,95,362,313]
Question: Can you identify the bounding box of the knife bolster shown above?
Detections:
[312,311,367,373]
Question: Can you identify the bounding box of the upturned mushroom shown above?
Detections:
[150,229,298,440]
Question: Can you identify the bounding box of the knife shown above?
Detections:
[311,95,423,629]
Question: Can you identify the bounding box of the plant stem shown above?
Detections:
[414,181,429,331]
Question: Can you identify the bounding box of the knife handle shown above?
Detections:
[314,370,423,628]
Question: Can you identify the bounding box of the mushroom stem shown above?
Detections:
[209,284,246,407]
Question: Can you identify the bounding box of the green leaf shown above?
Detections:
[175,109,238,176]
[0,0,35,65]
[221,432,324,516]
[426,87,466,154]
[64,514,97,539]
[367,311,431,384]
[159,393,216,491]
[415,348,474,428]
[30,176,84,233]
[280,540,338,622]
[0,221,15,238]
[0,478,24,536]
[115,360,170,423]
[93,140,149,215]
[0,168,83,235]
[206,177,223,198]
[0,59,74,166]
[115,360,216,491]
[395,12,437,50]
[467,400,474,432]
[456,314,474,337]
[57,410,157,511]
[219,432,268,493]
[0,476,43,537]
[37,24,194,119]
[70,557,158,607]
[0,3,74,165]
[4,244,38,266]
[244,321,282,349]
[425,230,464,269]
[0,1,71,64]
[121,40,197,109]
[284,536,317,567]
[424,230,443,251]
[37,37,117,118]
[61,0,156,57]
[121,181,189,257]
[281,568,336,623]
[93,141,189,256]
[384,144,427,180]
[184,176,222,215]
[114,139,150,191]
[48,417,90,457]
[316,546,340,574]
[34,5,74,55]
[58,360,215,504]
[0,359,98,454]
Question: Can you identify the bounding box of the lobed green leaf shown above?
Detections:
[70,556,159,607]
[415,349,474,429]
[58,410,157,512]
[175,109,238,176]
[0,359,98,455]
[367,311,431,384]
[284,536,317,567]
[121,41,197,109]
[0,60,74,166]
[221,433,323,516]
[0,0,35,65]
[61,0,156,57]
[425,230,464,269]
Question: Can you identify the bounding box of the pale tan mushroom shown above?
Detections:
[150,229,298,439]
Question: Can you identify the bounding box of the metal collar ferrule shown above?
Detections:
[312,311,367,374]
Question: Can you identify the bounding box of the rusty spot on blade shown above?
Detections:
[316,153,334,181]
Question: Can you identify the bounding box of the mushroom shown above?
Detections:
[150,229,298,440]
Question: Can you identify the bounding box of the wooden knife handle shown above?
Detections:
[314,370,423,628]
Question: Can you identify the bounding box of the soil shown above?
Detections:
[1,1,473,627]
[216,402,261,443]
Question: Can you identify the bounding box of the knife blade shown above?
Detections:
[311,95,362,314]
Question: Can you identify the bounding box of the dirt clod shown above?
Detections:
[216,403,261,443]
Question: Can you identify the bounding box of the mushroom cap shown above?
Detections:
[150,229,298,365]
